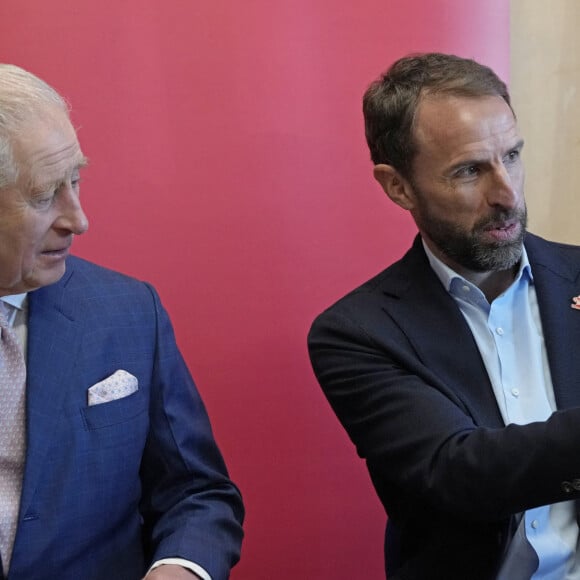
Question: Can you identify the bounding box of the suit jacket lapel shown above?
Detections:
[525,233,580,410]
[381,236,504,428]
[20,266,83,520]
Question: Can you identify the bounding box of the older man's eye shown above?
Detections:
[36,198,53,209]
[31,192,55,210]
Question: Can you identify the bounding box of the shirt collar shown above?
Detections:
[421,237,532,293]
[1,293,28,312]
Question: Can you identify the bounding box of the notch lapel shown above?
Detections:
[382,236,504,428]
[19,269,83,521]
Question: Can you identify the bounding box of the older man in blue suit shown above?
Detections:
[0,65,243,579]
[309,53,580,579]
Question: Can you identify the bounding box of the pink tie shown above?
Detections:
[0,302,26,574]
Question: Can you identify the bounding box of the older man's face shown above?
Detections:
[0,107,89,295]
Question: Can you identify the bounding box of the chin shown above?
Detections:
[25,265,68,293]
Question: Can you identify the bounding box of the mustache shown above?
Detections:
[474,207,527,232]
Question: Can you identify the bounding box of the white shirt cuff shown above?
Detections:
[148,558,212,580]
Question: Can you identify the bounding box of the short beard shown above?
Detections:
[416,205,527,273]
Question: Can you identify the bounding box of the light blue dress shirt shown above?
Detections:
[423,241,580,579]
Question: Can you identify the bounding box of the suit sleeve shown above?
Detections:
[138,283,244,579]
[308,302,580,522]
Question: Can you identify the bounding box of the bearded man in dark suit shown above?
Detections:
[309,52,580,579]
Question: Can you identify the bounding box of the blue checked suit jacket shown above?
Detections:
[3,256,244,580]
[309,232,580,579]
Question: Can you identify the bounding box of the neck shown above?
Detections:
[421,237,522,302]
[462,267,519,302]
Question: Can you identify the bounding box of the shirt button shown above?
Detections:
[496,327,504,335]
[511,388,520,397]
[462,285,470,292]
[531,520,539,529]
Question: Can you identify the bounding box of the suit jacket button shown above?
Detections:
[562,481,574,493]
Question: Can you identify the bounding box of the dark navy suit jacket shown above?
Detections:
[309,233,580,579]
[4,256,243,580]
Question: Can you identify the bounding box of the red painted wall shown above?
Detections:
[1,1,509,577]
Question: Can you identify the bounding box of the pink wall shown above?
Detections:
[1,1,509,577]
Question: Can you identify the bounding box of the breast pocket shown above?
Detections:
[81,389,148,431]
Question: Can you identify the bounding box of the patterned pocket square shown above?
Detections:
[87,370,138,406]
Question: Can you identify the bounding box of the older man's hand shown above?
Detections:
[144,564,202,579]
